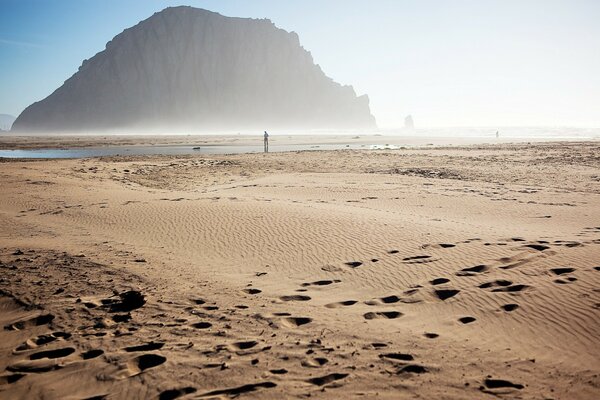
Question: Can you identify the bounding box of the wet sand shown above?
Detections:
[1,141,599,399]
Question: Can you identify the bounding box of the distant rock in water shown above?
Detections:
[13,6,376,133]
[0,114,16,131]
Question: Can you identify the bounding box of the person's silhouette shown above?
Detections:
[264,131,269,153]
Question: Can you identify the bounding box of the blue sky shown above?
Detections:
[1,0,599,128]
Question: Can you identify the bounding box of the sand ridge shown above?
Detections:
[1,142,599,399]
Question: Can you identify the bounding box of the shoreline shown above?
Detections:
[0,134,598,151]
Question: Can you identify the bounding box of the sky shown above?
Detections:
[1,0,599,128]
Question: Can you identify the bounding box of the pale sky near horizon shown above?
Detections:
[1,0,599,128]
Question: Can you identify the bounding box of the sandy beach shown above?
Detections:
[1,140,599,399]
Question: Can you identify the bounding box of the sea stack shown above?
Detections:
[12,6,376,133]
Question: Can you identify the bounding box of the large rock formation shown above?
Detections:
[13,6,376,133]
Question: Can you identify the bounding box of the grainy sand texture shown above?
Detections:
[1,141,599,399]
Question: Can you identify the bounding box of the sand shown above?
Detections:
[0,140,599,399]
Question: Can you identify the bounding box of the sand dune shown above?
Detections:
[1,141,599,399]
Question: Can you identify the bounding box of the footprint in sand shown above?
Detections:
[7,359,63,373]
[209,341,261,356]
[281,317,312,327]
[491,284,529,293]
[438,243,456,248]
[402,255,433,264]
[125,354,167,377]
[231,341,258,350]
[159,387,197,400]
[430,278,450,285]
[198,382,276,397]
[81,349,104,360]
[397,364,428,374]
[307,373,349,386]
[4,313,55,331]
[302,357,329,368]
[345,261,363,268]
[269,368,288,375]
[554,277,578,284]
[479,280,512,289]
[279,295,311,301]
[479,280,529,292]
[124,342,165,352]
[370,343,388,349]
[102,290,146,313]
[478,279,530,293]
[379,353,414,361]
[325,300,357,308]
[480,378,524,392]
[456,265,489,276]
[523,243,550,251]
[29,347,76,360]
[433,289,460,300]
[553,240,583,248]
[424,243,456,249]
[0,373,26,385]
[550,267,575,275]
[365,295,401,305]
[113,310,135,322]
[8,346,77,374]
[301,279,341,287]
[363,311,403,320]
[321,265,344,272]
[191,322,212,329]
[501,304,519,312]
[15,331,71,351]
[459,316,476,324]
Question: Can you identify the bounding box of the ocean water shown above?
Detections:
[0,143,364,159]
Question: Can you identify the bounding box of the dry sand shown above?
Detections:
[0,141,599,399]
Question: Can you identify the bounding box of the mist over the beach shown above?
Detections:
[2,0,599,133]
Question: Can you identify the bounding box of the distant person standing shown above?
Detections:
[264,131,269,153]
[496,130,500,138]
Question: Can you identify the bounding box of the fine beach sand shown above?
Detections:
[0,140,599,399]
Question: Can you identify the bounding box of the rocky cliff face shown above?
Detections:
[13,6,376,133]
